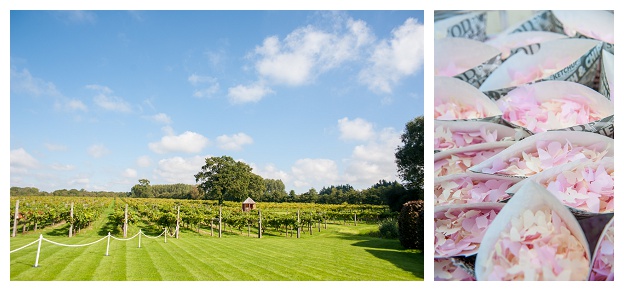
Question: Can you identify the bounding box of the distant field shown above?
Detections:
[10,218,423,281]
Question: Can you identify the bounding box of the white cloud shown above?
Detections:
[59,11,97,24]
[69,178,90,187]
[188,74,220,98]
[253,17,373,86]
[154,155,208,184]
[147,113,172,124]
[227,82,274,104]
[148,131,210,154]
[50,164,75,171]
[10,67,62,97]
[88,144,110,158]
[66,99,88,111]
[10,148,39,173]
[44,142,68,151]
[251,163,290,183]
[188,74,216,86]
[338,117,375,141]
[291,158,339,189]
[359,18,424,94]
[343,127,401,187]
[123,168,138,178]
[216,133,254,151]
[137,155,152,167]
[87,84,132,113]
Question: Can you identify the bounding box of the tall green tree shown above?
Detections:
[194,156,266,205]
[130,179,154,198]
[395,116,424,194]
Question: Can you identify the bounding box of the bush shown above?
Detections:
[378,218,399,239]
[398,200,424,250]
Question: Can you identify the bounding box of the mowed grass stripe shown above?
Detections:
[219,237,331,280]
[49,241,109,280]
[138,238,196,280]
[167,236,254,280]
[11,236,105,280]
[147,237,223,280]
[122,238,164,281]
[247,236,380,280]
[92,239,128,280]
[206,237,304,280]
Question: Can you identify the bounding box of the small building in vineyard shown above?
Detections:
[242,197,256,212]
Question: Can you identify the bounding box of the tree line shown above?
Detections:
[11,116,424,213]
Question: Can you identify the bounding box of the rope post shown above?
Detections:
[106,232,111,256]
[176,206,180,239]
[138,230,142,248]
[69,202,74,238]
[34,234,43,267]
[12,200,19,238]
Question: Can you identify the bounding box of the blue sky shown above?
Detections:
[9,10,424,194]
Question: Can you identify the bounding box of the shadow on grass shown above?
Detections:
[45,224,70,237]
[97,220,122,236]
[335,233,424,279]
[365,249,424,279]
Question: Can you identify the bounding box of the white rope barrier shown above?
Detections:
[42,236,108,247]
[141,229,166,239]
[110,231,141,241]
[10,238,40,254]
[10,228,170,268]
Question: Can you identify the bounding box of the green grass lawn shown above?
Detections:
[10,218,423,281]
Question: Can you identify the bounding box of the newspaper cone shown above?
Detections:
[485,31,567,59]
[496,81,614,134]
[506,158,613,218]
[435,11,487,41]
[588,216,614,281]
[435,38,502,88]
[434,120,520,151]
[599,49,614,100]
[552,10,614,54]
[480,38,603,100]
[434,172,522,206]
[435,141,514,178]
[475,180,591,280]
[435,76,502,120]
[434,202,506,258]
[468,131,614,178]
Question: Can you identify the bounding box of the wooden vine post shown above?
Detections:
[123,204,128,238]
[258,209,262,238]
[354,213,357,226]
[218,205,222,238]
[69,202,74,238]
[176,205,180,239]
[297,210,301,238]
[12,200,19,237]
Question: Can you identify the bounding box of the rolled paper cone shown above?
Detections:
[485,31,568,59]
[434,202,506,258]
[599,49,614,100]
[434,172,522,206]
[434,120,520,151]
[505,158,613,218]
[468,131,614,178]
[434,141,514,177]
[434,257,476,281]
[497,10,560,35]
[435,38,502,88]
[480,38,603,100]
[588,216,614,281]
[496,80,614,134]
[434,76,502,120]
[552,10,614,54]
[435,11,487,41]
[475,180,591,281]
